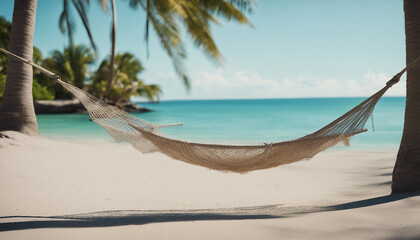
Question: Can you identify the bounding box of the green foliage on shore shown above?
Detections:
[40,44,95,100]
[0,74,5,101]
[0,16,161,105]
[90,52,161,105]
[32,47,55,101]
[32,80,55,101]
[0,16,11,75]
[0,16,55,102]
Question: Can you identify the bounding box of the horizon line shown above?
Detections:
[134,95,406,103]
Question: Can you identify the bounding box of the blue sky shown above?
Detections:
[0,0,406,100]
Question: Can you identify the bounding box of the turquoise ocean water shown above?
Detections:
[37,97,405,150]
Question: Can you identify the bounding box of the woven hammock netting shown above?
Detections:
[55,78,394,173]
[1,44,408,173]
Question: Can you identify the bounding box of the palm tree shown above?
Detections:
[60,0,253,97]
[90,52,161,106]
[42,44,95,99]
[391,0,420,193]
[58,0,114,99]
[0,0,38,136]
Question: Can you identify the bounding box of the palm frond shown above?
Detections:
[197,0,252,26]
[71,0,98,52]
[140,0,191,89]
[228,0,256,13]
[59,0,75,45]
[178,0,222,64]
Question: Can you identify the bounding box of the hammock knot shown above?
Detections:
[51,75,61,83]
[263,142,274,151]
[386,74,401,87]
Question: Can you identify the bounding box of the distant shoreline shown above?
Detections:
[35,99,151,114]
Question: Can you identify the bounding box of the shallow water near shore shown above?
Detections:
[37,97,405,149]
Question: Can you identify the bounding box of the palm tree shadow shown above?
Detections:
[0,192,418,232]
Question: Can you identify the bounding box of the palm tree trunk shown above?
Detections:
[0,0,38,136]
[104,0,117,99]
[392,0,420,193]
[115,87,131,105]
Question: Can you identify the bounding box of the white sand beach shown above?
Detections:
[0,131,419,239]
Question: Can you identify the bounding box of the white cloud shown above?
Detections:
[152,69,406,100]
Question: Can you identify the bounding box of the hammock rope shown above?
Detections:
[0,48,414,172]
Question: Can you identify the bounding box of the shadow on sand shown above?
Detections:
[0,192,418,232]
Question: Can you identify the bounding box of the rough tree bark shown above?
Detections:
[392,0,420,193]
[0,0,38,136]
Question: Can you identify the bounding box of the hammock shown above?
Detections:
[56,77,397,173]
[0,48,408,173]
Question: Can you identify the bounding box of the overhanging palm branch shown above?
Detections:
[129,0,254,89]
[59,0,97,52]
